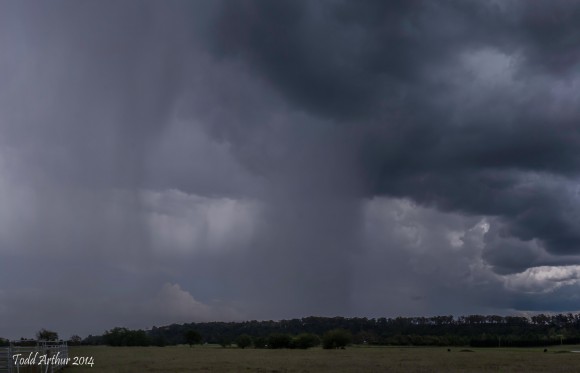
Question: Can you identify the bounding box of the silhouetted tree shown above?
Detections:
[292,333,320,349]
[103,327,150,346]
[253,336,268,349]
[80,312,580,348]
[236,334,252,349]
[219,338,231,348]
[268,333,291,349]
[323,329,351,349]
[36,329,58,341]
[69,335,82,345]
[184,330,202,347]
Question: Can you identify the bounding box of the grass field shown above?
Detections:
[67,345,580,372]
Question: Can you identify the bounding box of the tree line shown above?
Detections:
[0,329,82,346]
[76,313,580,348]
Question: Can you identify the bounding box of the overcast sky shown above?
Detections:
[1,0,580,340]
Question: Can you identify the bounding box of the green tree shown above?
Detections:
[184,330,202,347]
[103,327,150,346]
[36,329,59,341]
[292,333,320,349]
[126,330,150,346]
[152,334,167,347]
[103,328,125,346]
[236,334,252,349]
[69,335,82,346]
[268,333,292,349]
[253,336,268,349]
[219,338,231,348]
[322,329,351,349]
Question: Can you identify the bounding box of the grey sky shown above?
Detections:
[1,0,580,339]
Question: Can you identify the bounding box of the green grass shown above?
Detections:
[66,345,580,372]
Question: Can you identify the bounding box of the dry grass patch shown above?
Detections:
[67,345,580,372]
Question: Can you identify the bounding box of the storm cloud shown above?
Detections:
[1,0,580,339]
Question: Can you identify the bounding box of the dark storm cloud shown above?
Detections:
[212,0,580,110]
[211,0,511,120]
[356,198,510,316]
[2,0,580,339]
[518,1,580,75]
[209,0,580,263]
[211,1,374,119]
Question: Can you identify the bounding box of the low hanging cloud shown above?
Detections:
[503,266,580,294]
[1,0,580,339]
[355,197,506,316]
[143,189,258,254]
[145,283,243,325]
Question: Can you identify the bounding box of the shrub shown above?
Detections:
[292,333,321,349]
[219,338,231,348]
[236,334,252,349]
[103,327,151,346]
[69,335,82,346]
[184,330,202,347]
[322,329,351,349]
[253,336,268,349]
[36,329,58,341]
[268,333,292,349]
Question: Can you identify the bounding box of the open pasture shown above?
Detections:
[67,345,580,372]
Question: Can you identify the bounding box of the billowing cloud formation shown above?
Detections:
[211,0,580,254]
[1,0,580,339]
[503,266,580,294]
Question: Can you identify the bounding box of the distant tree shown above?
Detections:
[103,327,150,346]
[128,329,150,346]
[292,333,320,349]
[353,330,378,345]
[69,335,82,346]
[18,338,37,347]
[322,329,351,349]
[219,338,231,348]
[184,330,202,347]
[152,334,167,347]
[253,336,268,349]
[74,313,580,349]
[0,338,9,347]
[82,334,104,345]
[236,334,252,349]
[268,333,292,349]
[36,329,58,341]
